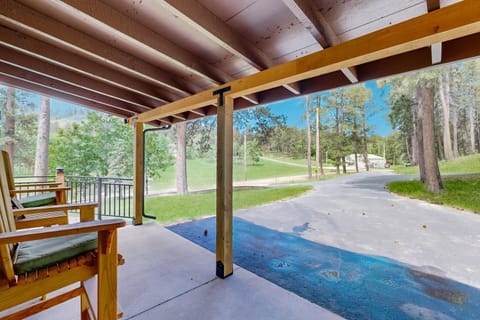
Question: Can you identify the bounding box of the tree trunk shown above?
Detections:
[415,109,426,183]
[353,119,359,173]
[468,98,476,154]
[362,120,369,172]
[305,97,312,179]
[34,96,50,181]
[339,96,346,174]
[411,105,418,165]
[5,87,15,167]
[176,122,188,195]
[438,73,453,160]
[315,107,324,176]
[416,79,443,193]
[243,132,247,180]
[405,136,411,163]
[452,106,459,158]
[436,131,444,161]
[477,121,480,153]
[341,156,347,174]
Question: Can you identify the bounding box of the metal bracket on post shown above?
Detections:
[212,86,231,107]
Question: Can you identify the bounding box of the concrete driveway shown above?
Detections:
[236,171,480,289]
[170,171,480,319]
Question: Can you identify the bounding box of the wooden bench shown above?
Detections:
[1,151,71,229]
[0,154,125,319]
[1,150,69,209]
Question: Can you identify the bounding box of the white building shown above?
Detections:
[345,154,387,169]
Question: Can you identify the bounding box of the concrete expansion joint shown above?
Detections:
[126,276,220,319]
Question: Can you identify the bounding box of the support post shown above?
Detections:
[133,121,144,225]
[55,167,65,187]
[55,167,67,205]
[214,87,233,279]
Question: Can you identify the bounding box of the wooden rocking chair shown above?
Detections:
[0,154,125,319]
[1,150,69,208]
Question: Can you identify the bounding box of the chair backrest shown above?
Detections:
[0,151,17,284]
[0,151,15,196]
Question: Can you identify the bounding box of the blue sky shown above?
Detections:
[3,80,393,136]
[266,80,392,136]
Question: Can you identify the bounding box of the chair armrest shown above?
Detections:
[0,219,126,244]
[10,187,71,194]
[15,182,62,188]
[13,202,98,216]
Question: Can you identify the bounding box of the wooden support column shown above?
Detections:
[215,87,233,279]
[97,229,118,320]
[133,121,144,225]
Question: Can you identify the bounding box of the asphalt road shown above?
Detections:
[236,170,480,289]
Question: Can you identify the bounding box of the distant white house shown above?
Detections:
[345,154,387,169]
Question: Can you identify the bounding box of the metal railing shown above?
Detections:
[66,176,133,219]
[13,175,134,220]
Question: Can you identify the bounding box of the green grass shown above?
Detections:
[387,175,480,214]
[148,158,308,192]
[263,152,337,167]
[392,154,480,175]
[389,154,480,213]
[144,185,312,223]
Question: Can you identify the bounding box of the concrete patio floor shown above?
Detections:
[27,222,344,320]
[20,170,480,319]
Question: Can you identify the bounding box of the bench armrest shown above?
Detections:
[0,219,125,244]
[10,187,70,194]
[13,202,98,216]
[14,202,98,222]
[15,182,62,188]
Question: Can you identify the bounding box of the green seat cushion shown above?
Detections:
[20,193,57,208]
[13,232,97,274]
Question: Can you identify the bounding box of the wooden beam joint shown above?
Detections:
[212,86,232,106]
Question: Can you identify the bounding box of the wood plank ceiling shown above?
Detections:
[1,0,479,126]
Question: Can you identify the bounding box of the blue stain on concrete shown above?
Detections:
[292,222,310,235]
[167,217,480,320]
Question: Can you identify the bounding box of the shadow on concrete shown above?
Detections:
[168,217,480,320]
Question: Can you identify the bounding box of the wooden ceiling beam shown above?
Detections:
[282,0,359,83]
[157,0,302,96]
[190,110,206,117]
[19,0,231,86]
[426,0,440,12]
[0,62,150,115]
[426,0,442,64]
[431,42,442,64]
[0,74,135,118]
[156,0,271,70]
[0,45,159,110]
[134,0,480,123]
[0,0,191,99]
[0,26,170,103]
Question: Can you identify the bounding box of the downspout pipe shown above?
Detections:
[142,125,171,219]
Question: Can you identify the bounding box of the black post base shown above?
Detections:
[216,261,233,279]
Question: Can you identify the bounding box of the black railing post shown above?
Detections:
[97,176,103,220]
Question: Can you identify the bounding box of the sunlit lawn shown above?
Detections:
[148,158,308,192]
[389,154,480,213]
[144,185,312,223]
[263,151,337,167]
[392,154,480,175]
[387,175,480,214]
